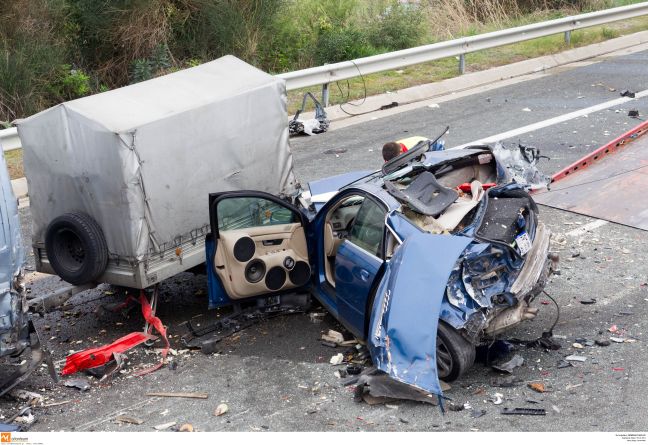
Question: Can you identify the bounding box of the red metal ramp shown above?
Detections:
[533,121,648,231]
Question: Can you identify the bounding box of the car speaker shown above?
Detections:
[233,236,255,262]
[245,259,266,283]
[289,261,311,287]
[265,266,286,291]
[283,256,295,270]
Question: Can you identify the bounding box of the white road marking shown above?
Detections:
[452,88,648,149]
[565,219,609,237]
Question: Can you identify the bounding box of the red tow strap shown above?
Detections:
[61,291,169,376]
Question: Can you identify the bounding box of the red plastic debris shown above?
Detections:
[135,292,170,376]
[61,331,155,376]
[612,368,625,372]
[608,325,618,333]
[457,182,496,192]
[61,290,169,377]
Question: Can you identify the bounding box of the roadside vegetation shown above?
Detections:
[1,0,647,178]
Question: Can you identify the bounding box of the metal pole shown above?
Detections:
[564,30,571,45]
[321,83,330,107]
[459,54,465,75]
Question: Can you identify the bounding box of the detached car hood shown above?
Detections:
[368,230,472,398]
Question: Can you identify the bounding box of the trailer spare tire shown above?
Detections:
[45,212,108,285]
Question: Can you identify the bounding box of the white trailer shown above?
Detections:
[17,56,297,289]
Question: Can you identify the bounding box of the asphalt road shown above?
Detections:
[1,47,647,432]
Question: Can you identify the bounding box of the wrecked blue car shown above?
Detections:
[205,135,556,398]
[0,146,55,397]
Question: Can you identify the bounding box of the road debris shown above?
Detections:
[115,415,144,425]
[346,365,362,375]
[179,423,194,432]
[580,298,596,305]
[620,89,636,98]
[490,393,504,405]
[8,389,44,405]
[321,329,345,344]
[214,404,229,416]
[146,392,208,399]
[329,353,344,365]
[628,109,640,118]
[501,407,546,416]
[308,312,326,323]
[154,421,176,431]
[557,360,572,369]
[491,376,523,387]
[528,382,546,393]
[565,355,587,362]
[471,409,487,418]
[492,354,524,374]
[610,337,625,343]
[64,378,91,391]
[353,369,438,405]
[595,340,611,347]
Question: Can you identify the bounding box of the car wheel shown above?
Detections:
[437,321,476,382]
[45,212,108,285]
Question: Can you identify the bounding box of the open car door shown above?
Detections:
[208,191,311,301]
[368,226,472,398]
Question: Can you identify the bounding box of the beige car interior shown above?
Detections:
[322,195,365,287]
[214,223,310,300]
[401,156,497,234]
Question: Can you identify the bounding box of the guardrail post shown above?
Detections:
[321,83,330,107]
[564,30,571,45]
[459,54,466,75]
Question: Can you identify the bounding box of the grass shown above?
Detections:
[4,149,23,179]
[287,15,648,114]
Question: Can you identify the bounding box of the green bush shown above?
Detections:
[314,27,375,64]
[369,3,425,51]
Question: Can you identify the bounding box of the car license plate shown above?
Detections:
[515,232,532,255]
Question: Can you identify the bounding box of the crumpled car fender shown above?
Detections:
[368,230,472,398]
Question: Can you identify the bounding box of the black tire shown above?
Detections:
[45,212,108,285]
[437,321,476,382]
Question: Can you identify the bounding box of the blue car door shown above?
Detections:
[334,196,386,338]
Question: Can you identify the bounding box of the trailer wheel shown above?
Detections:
[437,321,476,382]
[45,212,108,285]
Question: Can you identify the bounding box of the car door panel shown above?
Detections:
[214,224,310,299]
[334,240,382,338]
[333,196,386,338]
[209,191,311,302]
[368,231,472,398]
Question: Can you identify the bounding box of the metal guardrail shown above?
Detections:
[2,3,648,152]
[0,127,20,152]
[278,2,648,105]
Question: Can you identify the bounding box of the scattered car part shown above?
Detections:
[61,291,166,376]
[528,382,546,393]
[501,407,546,415]
[64,378,91,391]
[565,355,587,362]
[44,212,108,285]
[492,354,524,374]
[289,92,329,136]
[620,89,636,98]
[214,403,229,416]
[354,368,438,405]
